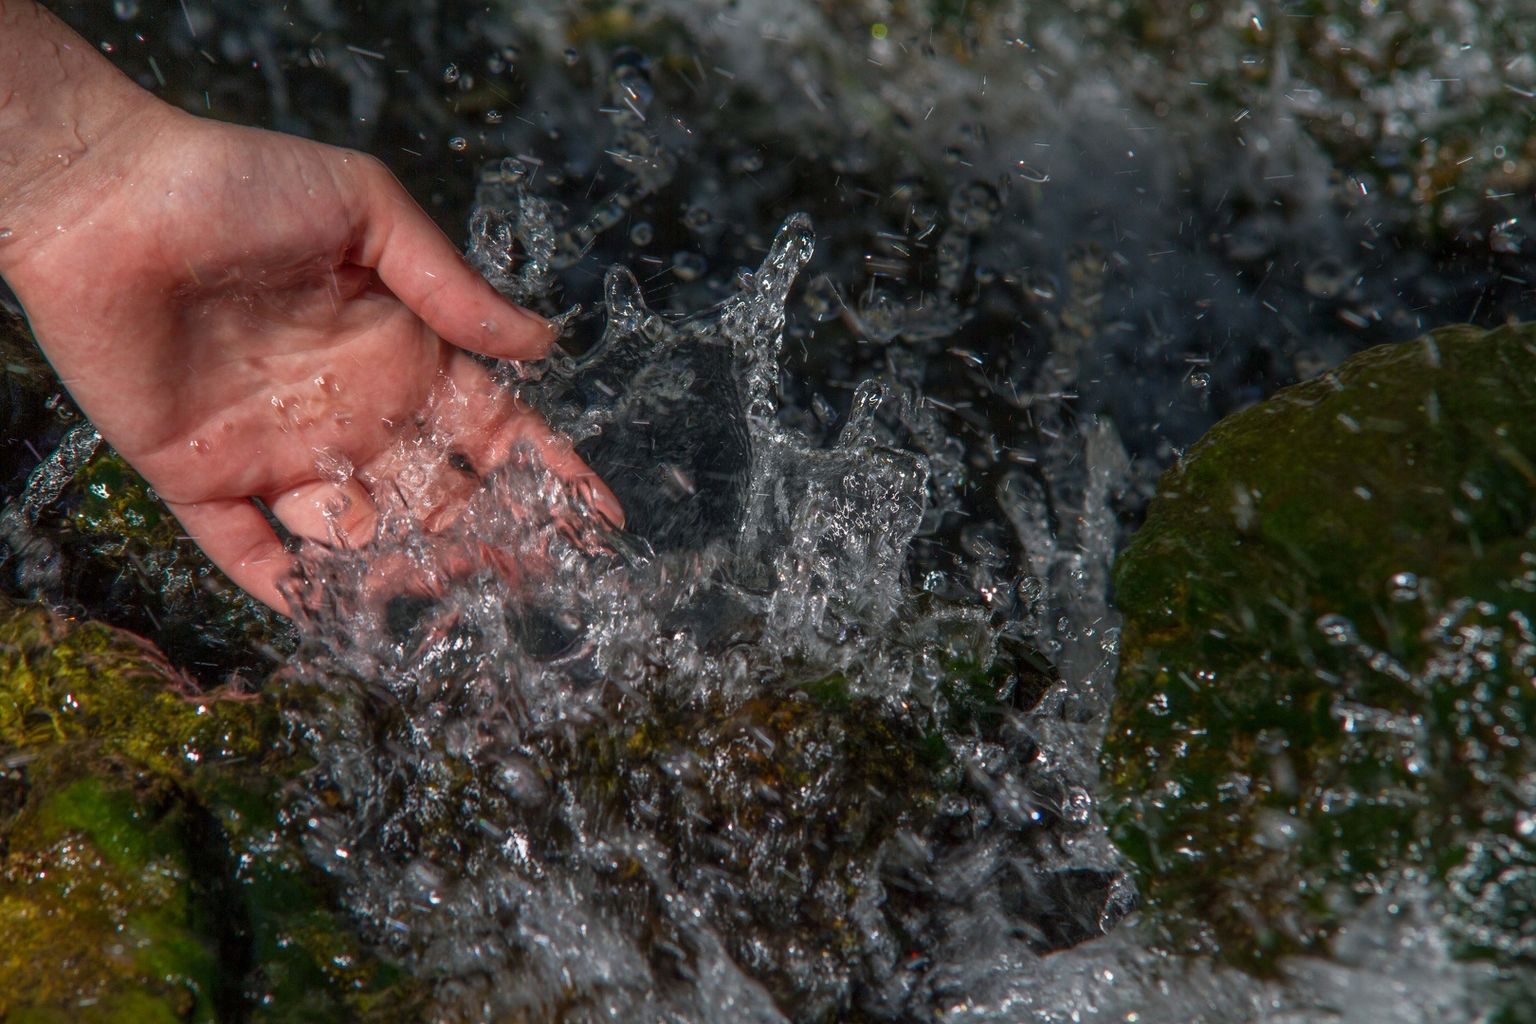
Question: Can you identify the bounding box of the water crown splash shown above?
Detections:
[276,204,1116,1021]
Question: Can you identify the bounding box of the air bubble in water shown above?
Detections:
[442,63,461,84]
[629,221,654,246]
[1017,574,1045,604]
[112,0,139,19]
[448,137,469,153]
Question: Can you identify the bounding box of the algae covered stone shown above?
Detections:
[1103,323,1536,974]
[0,597,421,1021]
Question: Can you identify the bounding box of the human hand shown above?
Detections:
[0,96,620,613]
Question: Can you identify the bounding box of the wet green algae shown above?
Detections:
[1104,324,1536,987]
[0,598,422,1021]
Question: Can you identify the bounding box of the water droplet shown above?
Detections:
[1317,613,1357,646]
[948,181,1001,231]
[0,228,12,241]
[1388,571,1420,601]
[729,150,764,175]
[802,274,842,321]
[188,438,210,455]
[485,109,504,125]
[628,221,654,246]
[448,137,469,153]
[1187,370,1212,390]
[314,448,355,485]
[1303,257,1352,299]
[441,63,460,84]
[1490,218,1522,255]
[671,251,707,282]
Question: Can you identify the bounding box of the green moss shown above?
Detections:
[0,598,424,1021]
[1103,324,1536,979]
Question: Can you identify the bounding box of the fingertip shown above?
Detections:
[355,167,556,361]
[166,498,297,616]
[463,293,559,361]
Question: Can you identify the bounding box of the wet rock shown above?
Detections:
[1103,324,1536,991]
[0,597,421,1021]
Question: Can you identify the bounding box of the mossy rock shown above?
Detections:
[0,597,422,1021]
[1103,323,1536,982]
[60,448,292,680]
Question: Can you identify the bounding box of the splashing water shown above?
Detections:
[274,196,1139,1020]
[5,5,1530,1021]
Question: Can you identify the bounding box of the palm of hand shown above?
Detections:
[8,111,612,610]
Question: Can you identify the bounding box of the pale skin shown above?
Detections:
[0,1,622,613]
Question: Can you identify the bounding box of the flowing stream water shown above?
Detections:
[6,1,1536,1020]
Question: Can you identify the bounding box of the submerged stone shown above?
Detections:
[1103,324,1536,988]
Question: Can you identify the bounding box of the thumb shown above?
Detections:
[349,155,555,360]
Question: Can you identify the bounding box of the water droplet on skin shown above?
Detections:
[313,448,355,485]
[1188,370,1212,390]
[449,137,469,153]
[188,438,210,455]
[0,228,12,241]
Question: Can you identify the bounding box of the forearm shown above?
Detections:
[0,1,162,269]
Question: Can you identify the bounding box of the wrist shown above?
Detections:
[0,1,173,280]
